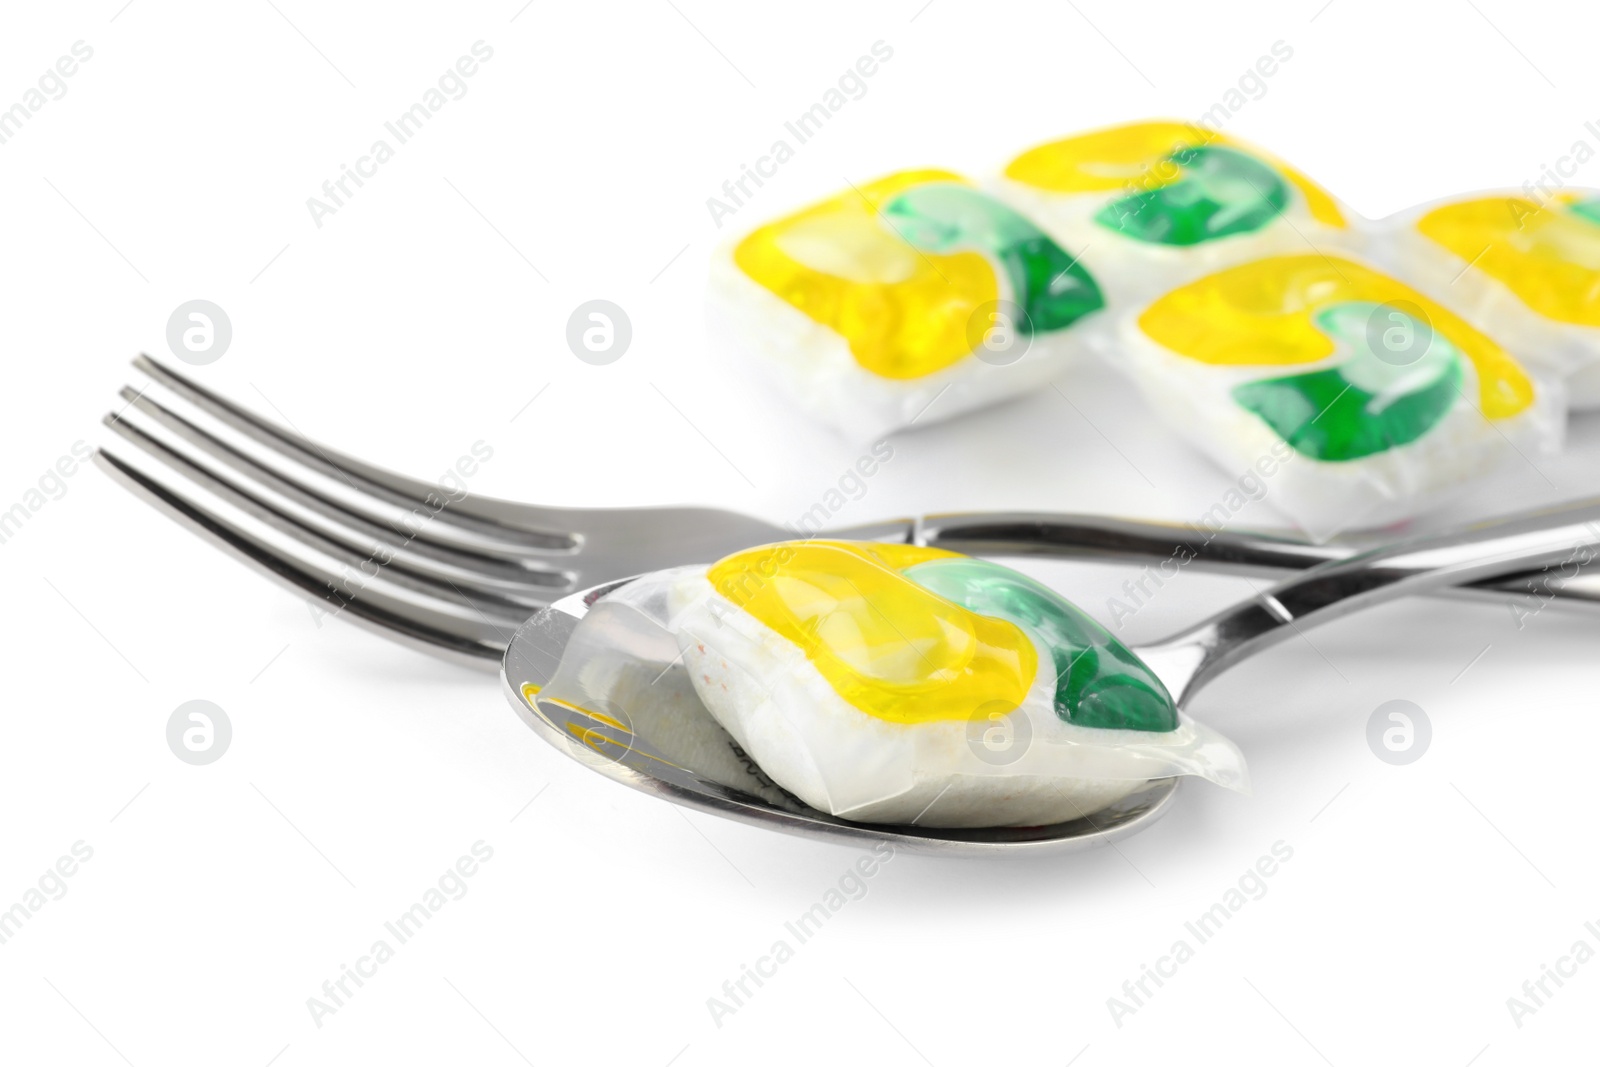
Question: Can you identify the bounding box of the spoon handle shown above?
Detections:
[1140,499,1600,705]
[915,511,1600,608]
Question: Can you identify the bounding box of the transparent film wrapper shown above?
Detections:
[705,169,1113,442]
[1370,189,1600,410]
[533,573,800,813]
[541,564,1246,829]
[1100,251,1565,539]
[986,119,1371,306]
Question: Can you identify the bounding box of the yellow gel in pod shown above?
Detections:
[1417,194,1600,328]
[706,541,1037,725]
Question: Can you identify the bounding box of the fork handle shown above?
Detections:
[913,511,1600,608]
[1141,499,1600,705]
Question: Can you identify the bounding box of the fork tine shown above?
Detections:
[130,354,578,554]
[112,387,574,607]
[127,356,806,588]
[96,420,530,666]
[120,356,812,617]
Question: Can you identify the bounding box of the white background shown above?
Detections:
[3,1,1600,1063]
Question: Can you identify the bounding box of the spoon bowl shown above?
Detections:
[502,579,1182,856]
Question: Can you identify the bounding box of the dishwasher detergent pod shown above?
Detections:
[664,541,1245,828]
[1113,253,1560,537]
[707,170,1108,439]
[1376,190,1600,408]
[994,120,1359,303]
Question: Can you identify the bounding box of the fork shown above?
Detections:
[95,356,1600,667]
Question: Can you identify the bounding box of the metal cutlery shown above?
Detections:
[91,355,1600,853]
[508,498,1600,853]
[96,356,1600,670]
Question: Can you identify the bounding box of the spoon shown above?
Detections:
[502,499,1600,854]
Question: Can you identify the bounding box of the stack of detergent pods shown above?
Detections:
[708,120,1596,535]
